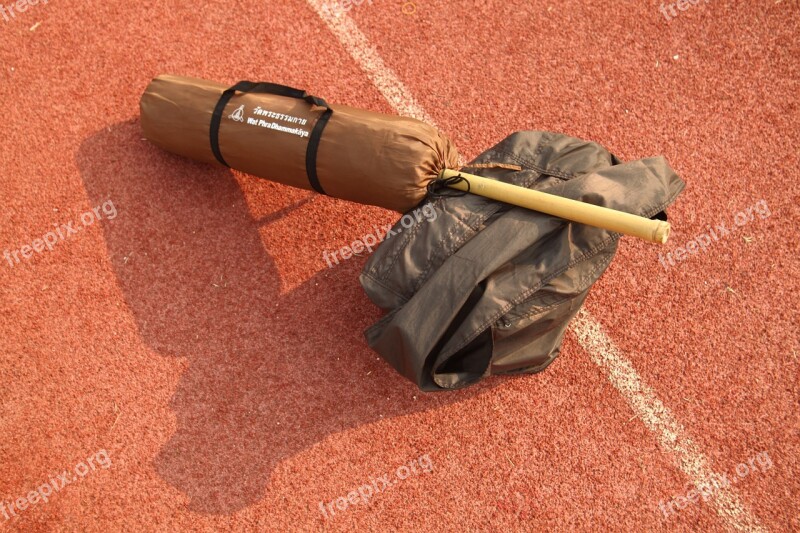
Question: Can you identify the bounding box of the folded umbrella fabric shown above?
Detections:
[360,131,685,391]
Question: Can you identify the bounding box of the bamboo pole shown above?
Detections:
[440,169,670,244]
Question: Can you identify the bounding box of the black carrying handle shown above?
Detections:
[210,80,333,195]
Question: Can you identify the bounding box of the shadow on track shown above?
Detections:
[77,121,501,514]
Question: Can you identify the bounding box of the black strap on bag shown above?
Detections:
[209,80,333,195]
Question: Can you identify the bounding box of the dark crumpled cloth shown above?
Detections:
[360,131,685,391]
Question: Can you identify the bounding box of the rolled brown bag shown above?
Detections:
[141,74,672,243]
[140,74,459,213]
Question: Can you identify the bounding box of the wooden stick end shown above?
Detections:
[654,222,671,244]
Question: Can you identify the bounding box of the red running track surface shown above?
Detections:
[0,0,798,531]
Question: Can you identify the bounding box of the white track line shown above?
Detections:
[306,1,433,124]
[572,310,765,532]
[306,2,766,531]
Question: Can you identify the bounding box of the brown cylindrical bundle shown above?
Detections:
[140,74,459,213]
[141,74,673,244]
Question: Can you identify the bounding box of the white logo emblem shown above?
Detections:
[228,104,245,122]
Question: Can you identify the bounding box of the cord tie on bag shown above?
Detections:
[426,172,470,198]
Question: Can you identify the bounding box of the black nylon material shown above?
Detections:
[360,130,686,391]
